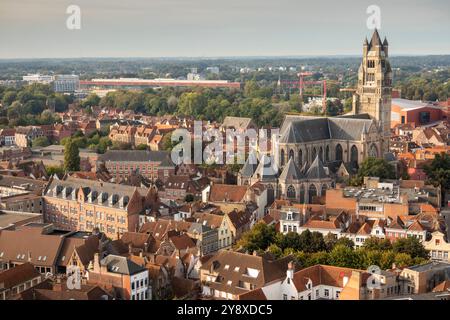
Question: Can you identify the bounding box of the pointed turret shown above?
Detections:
[369,29,383,50]
[240,152,258,178]
[252,154,278,181]
[383,37,389,56]
[305,155,329,180]
[279,158,303,181]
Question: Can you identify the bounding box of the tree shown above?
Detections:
[136,144,149,150]
[45,165,64,177]
[334,237,355,249]
[267,243,283,259]
[275,232,302,251]
[306,251,330,267]
[236,223,276,252]
[329,245,361,269]
[64,139,80,172]
[361,250,383,269]
[244,80,259,98]
[362,237,392,251]
[424,153,450,205]
[343,97,353,113]
[298,229,326,252]
[81,93,100,108]
[2,91,17,107]
[111,141,132,150]
[352,157,396,185]
[392,237,429,259]
[184,194,194,202]
[97,137,112,154]
[177,92,206,117]
[393,253,414,268]
[32,136,50,147]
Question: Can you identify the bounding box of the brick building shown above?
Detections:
[391,99,444,128]
[98,150,175,182]
[43,176,152,239]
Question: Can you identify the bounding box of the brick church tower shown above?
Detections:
[352,29,393,156]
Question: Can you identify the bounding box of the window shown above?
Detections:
[324,289,329,297]
[283,294,287,300]
[419,112,430,124]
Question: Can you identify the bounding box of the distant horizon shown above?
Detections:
[1,53,450,62]
[1,0,449,59]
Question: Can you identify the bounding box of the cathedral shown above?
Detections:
[238,30,393,205]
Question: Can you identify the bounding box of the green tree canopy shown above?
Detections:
[32,136,50,148]
[352,157,396,185]
[64,139,80,172]
[236,223,276,253]
[392,237,429,259]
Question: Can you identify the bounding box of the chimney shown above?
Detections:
[144,242,148,252]
[286,261,294,280]
[93,253,100,273]
[128,243,133,254]
[27,251,32,262]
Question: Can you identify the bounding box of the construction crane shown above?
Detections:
[280,72,330,113]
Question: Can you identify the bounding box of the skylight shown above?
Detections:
[245,268,260,278]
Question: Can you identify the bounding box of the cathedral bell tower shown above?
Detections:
[352,29,392,156]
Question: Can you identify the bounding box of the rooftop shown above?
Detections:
[406,261,450,273]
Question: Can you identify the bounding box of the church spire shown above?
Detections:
[369,29,382,49]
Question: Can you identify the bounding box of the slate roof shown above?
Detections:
[45,176,145,210]
[222,117,254,130]
[100,150,172,164]
[368,29,383,50]
[240,153,259,178]
[280,115,374,144]
[304,155,329,180]
[279,158,303,181]
[252,155,278,181]
[100,254,146,276]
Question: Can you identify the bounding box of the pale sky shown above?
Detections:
[0,0,449,58]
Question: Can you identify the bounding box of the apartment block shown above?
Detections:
[43,176,149,239]
[98,150,175,182]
